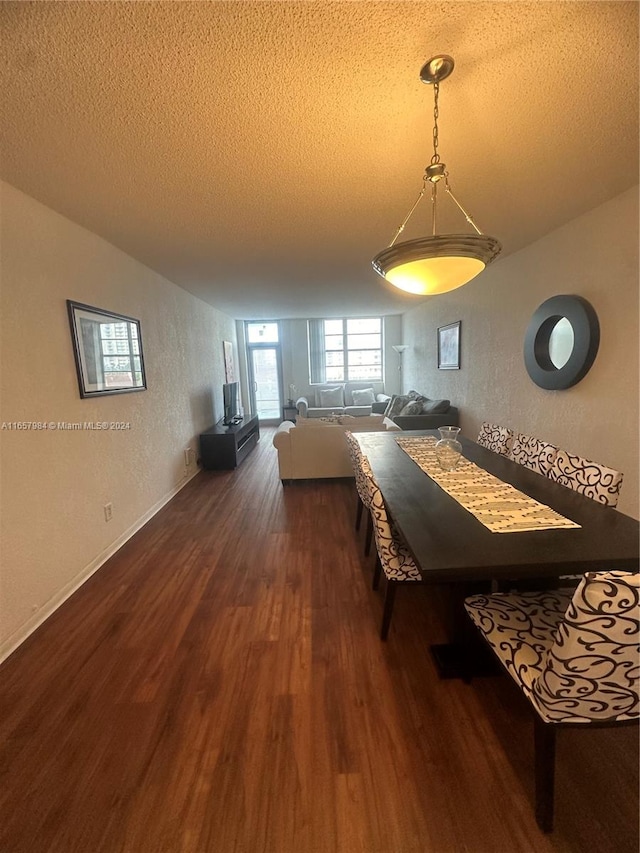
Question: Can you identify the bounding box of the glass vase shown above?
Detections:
[435,426,463,471]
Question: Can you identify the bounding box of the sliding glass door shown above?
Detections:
[245,322,283,422]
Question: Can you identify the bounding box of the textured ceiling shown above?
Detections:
[1,1,638,319]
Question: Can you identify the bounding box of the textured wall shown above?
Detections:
[0,182,236,660]
[402,187,639,519]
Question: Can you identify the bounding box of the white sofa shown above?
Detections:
[273,415,400,481]
[295,382,390,418]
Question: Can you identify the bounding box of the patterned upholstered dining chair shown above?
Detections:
[360,461,422,640]
[547,451,623,588]
[547,450,623,508]
[477,422,514,456]
[344,431,374,556]
[464,571,640,832]
[509,433,558,476]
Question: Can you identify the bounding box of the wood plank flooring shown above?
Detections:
[1,428,638,852]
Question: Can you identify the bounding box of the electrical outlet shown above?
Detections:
[184,448,191,466]
[104,502,113,522]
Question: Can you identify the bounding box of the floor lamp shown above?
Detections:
[391,344,408,371]
[391,345,408,393]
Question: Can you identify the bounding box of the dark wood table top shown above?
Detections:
[356,430,639,584]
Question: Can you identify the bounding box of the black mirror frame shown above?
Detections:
[67,300,147,398]
[523,295,599,390]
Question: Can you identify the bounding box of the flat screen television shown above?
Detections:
[223,380,240,425]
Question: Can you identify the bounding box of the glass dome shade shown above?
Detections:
[373,234,502,296]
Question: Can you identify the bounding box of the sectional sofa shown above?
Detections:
[381,390,460,430]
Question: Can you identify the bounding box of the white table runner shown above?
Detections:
[395,436,581,534]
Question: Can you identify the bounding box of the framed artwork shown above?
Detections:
[437,321,461,370]
[67,300,147,397]
[223,340,235,382]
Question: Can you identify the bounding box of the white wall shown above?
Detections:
[0,182,237,660]
[401,187,639,519]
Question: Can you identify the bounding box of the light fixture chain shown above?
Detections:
[431,81,440,165]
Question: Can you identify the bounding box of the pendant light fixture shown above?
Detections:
[373,55,501,295]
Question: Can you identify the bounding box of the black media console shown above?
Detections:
[199,414,260,470]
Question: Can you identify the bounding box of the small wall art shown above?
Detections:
[438,321,461,370]
[223,340,235,382]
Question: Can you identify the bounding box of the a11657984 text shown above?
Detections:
[1,422,132,431]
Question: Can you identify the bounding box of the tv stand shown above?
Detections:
[199,414,260,470]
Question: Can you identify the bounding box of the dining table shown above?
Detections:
[355,429,639,675]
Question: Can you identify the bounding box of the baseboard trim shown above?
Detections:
[0,470,200,665]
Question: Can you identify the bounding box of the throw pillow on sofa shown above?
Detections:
[383,394,413,419]
[384,391,430,418]
[351,387,375,405]
[399,400,424,416]
[407,390,429,407]
[386,392,451,419]
[318,386,344,407]
[422,398,450,414]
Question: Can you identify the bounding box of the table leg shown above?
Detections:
[429,582,499,680]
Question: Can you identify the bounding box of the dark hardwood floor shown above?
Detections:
[1,428,638,852]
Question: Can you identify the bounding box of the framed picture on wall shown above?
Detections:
[67,300,147,397]
[437,321,461,370]
[223,340,235,382]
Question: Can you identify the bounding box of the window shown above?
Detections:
[309,318,382,383]
[246,322,279,344]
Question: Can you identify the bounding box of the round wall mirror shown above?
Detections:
[548,317,574,368]
[523,295,599,390]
